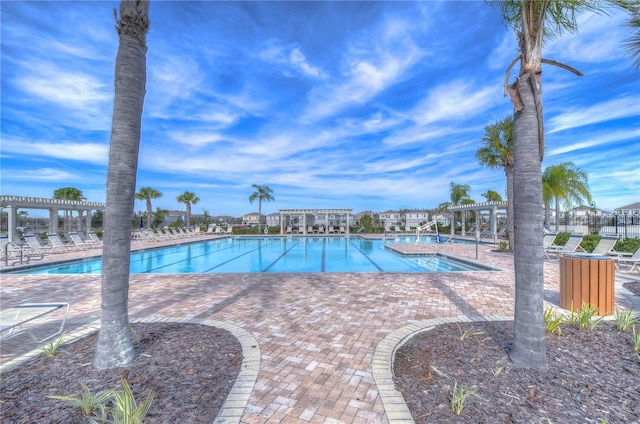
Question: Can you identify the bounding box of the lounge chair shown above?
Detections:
[226,227,234,234]
[307,226,314,234]
[545,234,585,259]
[543,232,558,250]
[611,248,640,273]
[47,234,73,251]
[23,234,54,254]
[581,235,619,256]
[339,226,346,234]
[286,226,293,234]
[214,226,223,234]
[1,238,37,263]
[1,302,70,343]
[86,231,104,247]
[68,232,97,250]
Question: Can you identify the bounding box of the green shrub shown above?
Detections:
[614,238,640,254]
[553,232,570,246]
[580,234,601,253]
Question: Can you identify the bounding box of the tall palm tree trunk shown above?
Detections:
[146,199,152,229]
[94,0,149,370]
[555,195,561,233]
[510,73,547,369]
[506,167,515,249]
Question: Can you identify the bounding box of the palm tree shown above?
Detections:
[542,162,592,232]
[448,182,471,231]
[613,0,640,67]
[476,116,515,250]
[135,187,162,229]
[53,187,86,232]
[249,184,275,231]
[94,0,149,370]
[177,191,200,228]
[481,190,503,202]
[493,0,600,369]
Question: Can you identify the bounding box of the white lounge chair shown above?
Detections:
[611,248,640,273]
[543,232,558,250]
[69,232,97,250]
[545,234,585,259]
[1,238,39,264]
[582,235,619,256]
[23,234,54,254]
[1,302,70,343]
[86,231,104,247]
[47,234,73,251]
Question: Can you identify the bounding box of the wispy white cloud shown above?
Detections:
[547,97,640,133]
[546,128,639,157]
[2,167,78,182]
[259,41,327,80]
[1,138,108,165]
[14,60,110,109]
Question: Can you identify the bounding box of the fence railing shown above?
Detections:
[549,215,639,240]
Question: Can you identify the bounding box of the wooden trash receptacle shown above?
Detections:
[559,254,615,316]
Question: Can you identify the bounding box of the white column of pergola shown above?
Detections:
[0,195,106,242]
[447,201,508,242]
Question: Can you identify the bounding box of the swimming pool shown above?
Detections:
[12,236,485,274]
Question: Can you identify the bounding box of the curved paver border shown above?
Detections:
[0,317,260,424]
[372,315,513,424]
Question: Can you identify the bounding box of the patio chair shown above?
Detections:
[307,226,314,234]
[611,248,640,273]
[543,232,558,250]
[286,226,293,234]
[545,234,585,259]
[1,302,70,343]
[581,234,619,256]
[86,231,103,247]
[47,234,73,251]
[68,232,97,250]
[1,236,44,264]
[23,234,54,254]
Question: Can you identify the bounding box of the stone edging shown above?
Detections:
[0,316,260,424]
[372,315,513,424]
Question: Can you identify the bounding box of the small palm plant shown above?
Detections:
[48,383,112,417]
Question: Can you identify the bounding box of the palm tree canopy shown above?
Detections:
[53,187,86,201]
[177,191,200,206]
[135,187,162,201]
[476,116,514,172]
[482,190,503,202]
[613,0,640,67]
[542,162,592,210]
[249,184,275,204]
[449,182,471,206]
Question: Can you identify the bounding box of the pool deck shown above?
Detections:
[1,234,639,423]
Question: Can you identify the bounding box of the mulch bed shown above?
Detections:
[0,322,242,424]
[394,320,640,423]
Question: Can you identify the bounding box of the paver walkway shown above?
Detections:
[1,236,637,423]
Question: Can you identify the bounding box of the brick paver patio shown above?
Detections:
[1,235,638,423]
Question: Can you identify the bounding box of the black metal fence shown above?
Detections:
[551,214,640,240]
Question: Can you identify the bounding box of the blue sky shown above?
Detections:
[1,1,639,219]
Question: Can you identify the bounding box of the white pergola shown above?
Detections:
[0,195,106,242]
[278,209,353,235]
[447,201,508,242]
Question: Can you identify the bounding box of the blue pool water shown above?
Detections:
[13,236,485,274]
